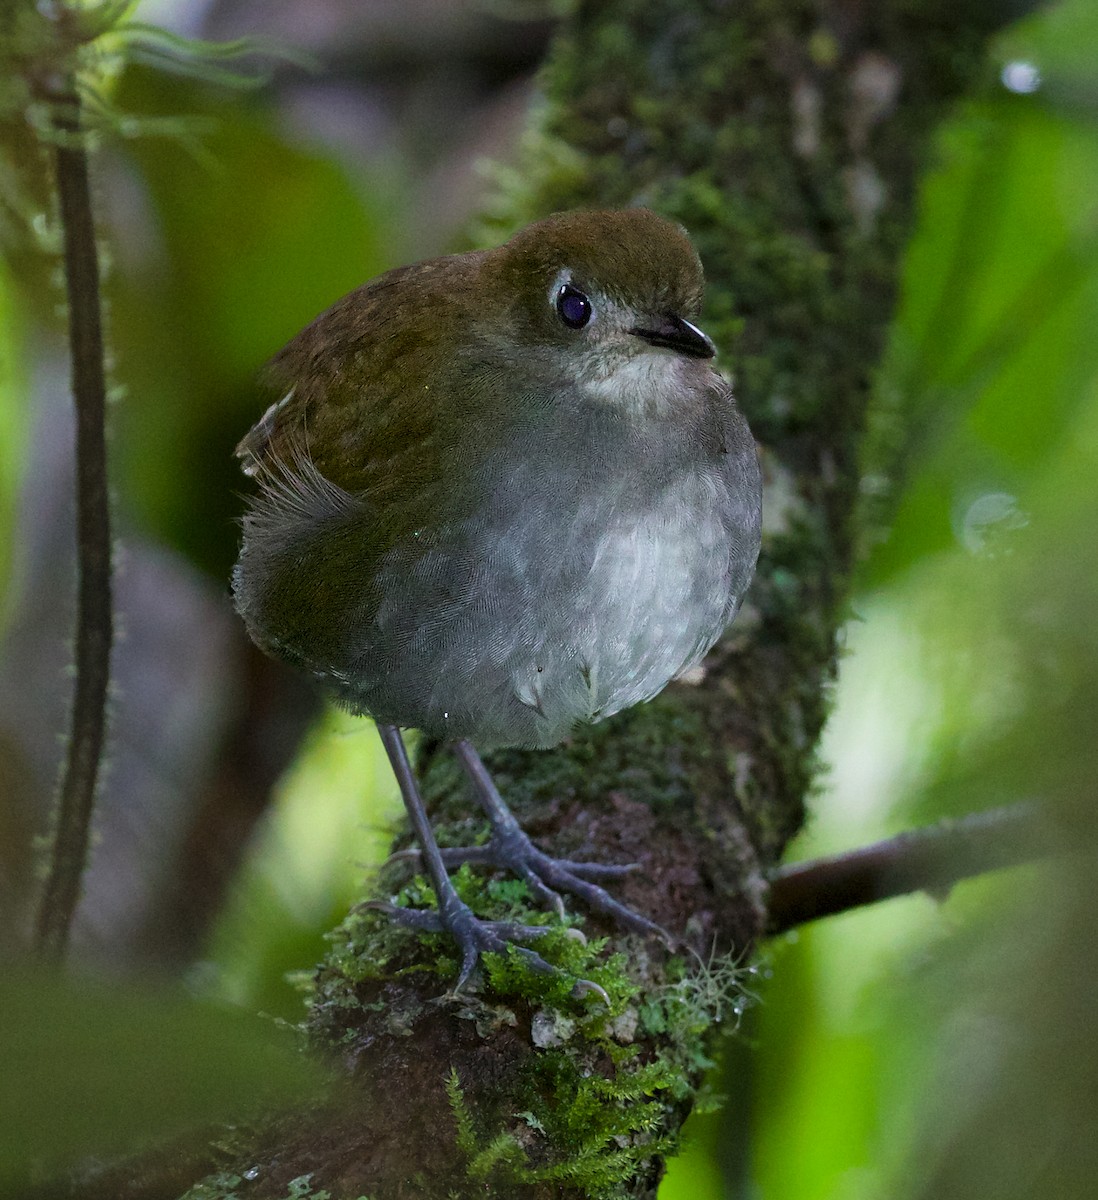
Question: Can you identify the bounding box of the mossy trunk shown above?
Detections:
[96,2,1031,1198]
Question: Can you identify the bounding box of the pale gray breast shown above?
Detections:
[354,409,757,749]
[516,468,735,724]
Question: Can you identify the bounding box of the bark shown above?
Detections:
[80,1,1038,1197]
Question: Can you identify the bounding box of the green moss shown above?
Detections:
[444,1035,679,1199]
[436,953,754,1199]
[429,941,747,1199]
[179,1171,366,1200]
[314,863,639,1026]
[178,1173,246,1200]
[311,853,757,1197]
[449,694,711,830]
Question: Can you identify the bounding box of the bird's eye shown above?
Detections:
[556,284,592,330]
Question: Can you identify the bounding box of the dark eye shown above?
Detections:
[556,284,592,329]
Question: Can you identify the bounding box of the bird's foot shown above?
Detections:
[444,738,676,947]
[364,893,609,1004]
[374,725,614,1002]
[390,825,674,948]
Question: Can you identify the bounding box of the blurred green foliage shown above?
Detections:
[0,257,28,631]
[0,5,406,1181]
[204,709,402,1019]
[0,968,325,1187]
[107,65,399,578]
[864,1,1098,587]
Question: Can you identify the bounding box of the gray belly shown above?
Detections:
[337,465,745,749]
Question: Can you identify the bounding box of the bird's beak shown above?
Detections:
[630,314,715,359]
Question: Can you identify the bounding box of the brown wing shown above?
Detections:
[234,252,486,504]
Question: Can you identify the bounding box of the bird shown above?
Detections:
[232,207,762,995]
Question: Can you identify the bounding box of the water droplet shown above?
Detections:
[959,492,1029,557]
[1001,60,1041,94]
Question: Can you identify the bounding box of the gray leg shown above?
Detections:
[372,724,608,999]
[449,738,672,944]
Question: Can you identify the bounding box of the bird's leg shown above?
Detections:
[370,723,607,1000]
[444,739,672,944]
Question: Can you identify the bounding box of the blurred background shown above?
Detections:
[1,1,1096,1197]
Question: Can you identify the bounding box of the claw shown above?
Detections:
[455,941,480,993]
[570,978,611,1006]
[420,831,672,944]
[367,896,612,1002]
[517,866,567,919]
[362,899,439,930]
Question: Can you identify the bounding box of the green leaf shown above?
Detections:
[863,90,1098,587]
[104,62,398,578]
[0,970,326,1184]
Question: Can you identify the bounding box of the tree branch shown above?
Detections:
[33,87,114,963]
[765,804,1052,936]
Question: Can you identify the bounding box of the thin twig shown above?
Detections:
[765,804,1051,936]
[33,87,114,963]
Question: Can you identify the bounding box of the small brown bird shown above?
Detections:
[233,208,761,992]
